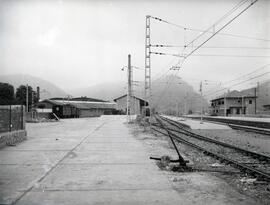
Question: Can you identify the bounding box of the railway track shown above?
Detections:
[227,124,270,136]
[187,116,270,135]
[152,115,270,181]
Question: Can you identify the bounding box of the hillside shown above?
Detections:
[0,74,67,99]
[68,82,126,101]
[69,75,209,114]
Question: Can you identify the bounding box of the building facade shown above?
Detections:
[113,94,148,115]
[35,97,116,118]
[210,90,257,116]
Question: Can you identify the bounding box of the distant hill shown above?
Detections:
[0,74,66,99]
[69,75,209,114]
[151,75,209,114]
[68,82,126,101]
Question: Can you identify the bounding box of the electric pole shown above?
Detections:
[26,84,29,113]
[127,54,132,123]
[224,91,226,117]
[200,81,203,124]
[145,15,151,117]
[255,82,259,115]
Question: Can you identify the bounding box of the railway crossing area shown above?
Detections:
[0,116,261,205]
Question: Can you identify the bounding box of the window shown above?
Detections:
[221,101,224,104]
[249,100,252,104]
[238,100,241,103]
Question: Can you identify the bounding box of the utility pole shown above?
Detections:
[200,81,203,124]
[255,82,259,115]
[127,54,132,123]
[224,91,226,117]
[26,84,29,113]
[184,92,188,120]
[31,90,34,119]
[145,15,151,118]
[242,95,244,115]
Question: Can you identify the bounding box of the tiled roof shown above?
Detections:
[113,94,148,103]
[55,100,117,110]
[211,90,256,101]
[39,99,116,110]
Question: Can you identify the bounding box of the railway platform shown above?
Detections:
[0,116,259,205]
[164,115,232,130]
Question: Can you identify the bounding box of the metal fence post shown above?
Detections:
[21,105,23,130]
[9,105,12,132]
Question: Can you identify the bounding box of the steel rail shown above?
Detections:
[158,115,270,162]
[152,118,270,181]
[228,124,270,136]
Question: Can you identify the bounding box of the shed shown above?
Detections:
[113,94,148,115]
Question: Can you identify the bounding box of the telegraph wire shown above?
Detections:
[184,0,259,59]
[151,44,270,50]
[221,64,270,85]
[151,51,270,58]
[150,5,270,42]
[203,63,270,96]
[185,0,248,48]
[203,71,270,98]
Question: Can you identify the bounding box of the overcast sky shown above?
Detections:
[0,0,269,96]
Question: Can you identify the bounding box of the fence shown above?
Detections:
[0,105,25,133]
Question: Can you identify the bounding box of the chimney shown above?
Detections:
[37,86,40,101]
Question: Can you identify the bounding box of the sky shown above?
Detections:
[0,0,269,97]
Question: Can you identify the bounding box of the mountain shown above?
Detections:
[151,75,209,114]
[69,75,209,114]
[68,82,126,101]
[0,74,67,99]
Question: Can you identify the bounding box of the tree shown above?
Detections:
[0,82,15,105]
[15,85,38,111]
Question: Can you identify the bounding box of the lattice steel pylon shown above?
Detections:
[145,15,151,116]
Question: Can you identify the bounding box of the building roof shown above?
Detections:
[55,100,116,110]
[38,99,116,110]
[113,94,148,104]
[39,99,64,106]
[211,90,256,102]
[50,97,108,102]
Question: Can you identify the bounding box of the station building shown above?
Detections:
[210,90,257,116]
[35,97,117,118]
[113,94,148,115]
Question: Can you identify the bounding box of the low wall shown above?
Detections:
[0,130,27,148]
[0,105,27,148]
[0,105,25,133]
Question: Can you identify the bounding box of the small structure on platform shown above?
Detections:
[35,97,117,118]
[210,90,257,116]
[113,94,148,115]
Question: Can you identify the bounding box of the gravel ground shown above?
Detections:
[132,120,270,205]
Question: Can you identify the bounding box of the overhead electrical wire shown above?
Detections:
[203,71,270,98]
[203,64,270,96]
[151,44,270,50]
[183,0,259,59]
[150,2,269,42]
[150,51,270,58]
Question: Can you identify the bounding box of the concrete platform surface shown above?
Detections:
[0,116,183,205]
[0,116,258,205]
[165,116,231,130]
